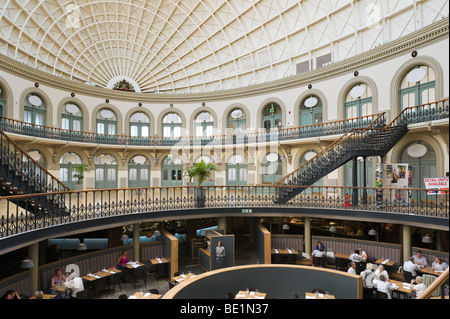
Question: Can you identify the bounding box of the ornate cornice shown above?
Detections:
[0,18,448,103]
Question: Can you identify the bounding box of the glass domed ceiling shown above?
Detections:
[0,0,447,93]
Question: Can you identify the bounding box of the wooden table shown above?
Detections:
[126,261,145,269]
[419,267,444,277]
[28,294,57,299]
[235,290,266,299]
[150,257,169,265]
[305,292,335,299]
[172,273,197,284]
[334,253,350,259]
[82,267,121,281]
[128,292,162,299]
[271,249,299,255]
[374,259,396,267]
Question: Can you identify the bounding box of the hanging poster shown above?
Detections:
[383,163,410,204]
[424,177,449,195]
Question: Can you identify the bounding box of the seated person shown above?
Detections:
[376,275,394,299]
[404,256,421,278]
[411,276,427,298]
[347,262,357,275]
[50,268,66,294]
[349,249,363,262]
[412,250,428,267]
[431,257,448,271]
[358,247,368,260]
[374,264,389,280]
[311,247,326,267]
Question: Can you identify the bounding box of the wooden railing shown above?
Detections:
[417,267,449,299]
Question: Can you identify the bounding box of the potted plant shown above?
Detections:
[71,163,89,190]
[184,159,220,207]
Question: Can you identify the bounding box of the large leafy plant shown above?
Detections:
[185,159,220,186]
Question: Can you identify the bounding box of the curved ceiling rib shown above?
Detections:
[0,0,448,93]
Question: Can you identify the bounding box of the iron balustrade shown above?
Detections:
[0,185,448,240]
[0,112,386,147]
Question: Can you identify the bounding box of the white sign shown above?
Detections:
[424,177,449,195]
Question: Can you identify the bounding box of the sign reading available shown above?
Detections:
[424,177,449,195]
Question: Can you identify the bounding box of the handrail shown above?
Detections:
[274,112,387,185]
[0,112,385,146]
[416,267,449,299]
[0,185,447,241]
[0,129,69,192]
[274,98,449,187]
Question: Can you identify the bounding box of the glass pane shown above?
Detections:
[314,113,322,124]
[95,168,104,181]
[60,168,68,181]
[422,88,435,105]
[107,168,116,181]
[163,126,171,137]
[228,168,236,181]
[35,113,45,125]
[206,125,213,137]
[73,120,81,131]
[129,168,137,180]
[62,118,70,130]
[140,168,149,180]
[24,110,32,123]
[130,125,138,136]
[275,119,282,128]
[174,126,181,138]
[108,124,116,135]
[141,126,149,137]
[97,122,104,134]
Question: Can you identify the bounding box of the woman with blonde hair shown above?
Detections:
[360,263,375,299]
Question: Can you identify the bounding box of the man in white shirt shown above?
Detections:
[412,251,428,267]
[377,275,393,299]
[349,250,363,262]
[404,256,421,277]
[374,264,389,280]
[347,262,357,275]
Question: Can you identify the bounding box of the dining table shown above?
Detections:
[419,266,444,277]
[81,267,121,281]
[150,257,169,265]
[235,290,266,299]
[28,294,57,299]
[305,292,335,299]
[171,272,197,284]
[128,291,162,299]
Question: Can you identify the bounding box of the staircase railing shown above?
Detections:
[274,99,449,192]
[274,112,388,188]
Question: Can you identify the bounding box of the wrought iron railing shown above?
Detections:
[273,99,449,203]
[0,112,385,147]
[0,185,448,240]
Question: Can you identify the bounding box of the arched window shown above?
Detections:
[261,152,282,183]
[24,150,47,169]
[59,152,83,190]
[128,155,150,188]
[96,108,117,135]
[130,112,150,137]
[300,96,323,126]
[62,103,83,132]
[0,85,5,117]
[195,112,214,137]
[345,84,372,119]
[24,93,46,126]
[400,141,436,189]
[227,108,247,133]
[162,113,182,139]
[262,103,282,130]
[161,155,183,187]
[95,154,118,189]
[226,154,247,186]
[399,65,435,111]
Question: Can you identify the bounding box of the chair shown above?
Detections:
[249,287,257,292]
[272,253,282,264]
[132,267,147,289]
[227,292,234,299]
[89,277,108,298]
[376,291,388,299]
[107,272,122,295]
[149,288,159,294]
[168,281,175,289]
[335,258,348,271]
[313,256,324,267]
[403,270,414,283]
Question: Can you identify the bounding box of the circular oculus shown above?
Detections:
[407,143,427,158]
[304,97,318,108]
[28,95,42,107]
[350,86,365,98]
